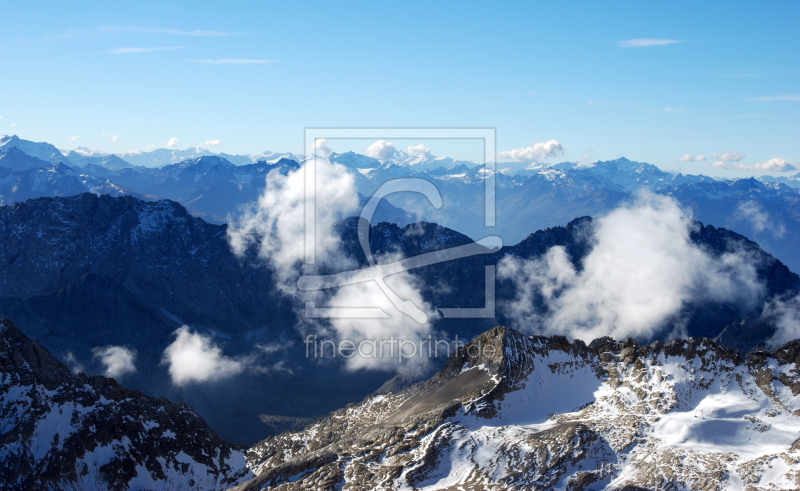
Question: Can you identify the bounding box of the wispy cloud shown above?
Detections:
[709,151,797,172]
[139,27,245,37]
[717,73,762,78]
[50,26,246,40]
[105,46,182,54]
[752,95,800,102]
[618,38,684,48]
[189,59,279,64]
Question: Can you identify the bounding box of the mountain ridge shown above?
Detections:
[235,325,800,490]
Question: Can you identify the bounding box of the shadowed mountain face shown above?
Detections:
[235,326,800,491]
[0,194,797,445]
[0,318,251,491]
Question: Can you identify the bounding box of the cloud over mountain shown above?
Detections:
[497,139,564,162]
[499,192,764,341]
[162,326,244,385]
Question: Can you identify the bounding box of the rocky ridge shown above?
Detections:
[0,318,251,490]
[235,326,800,490]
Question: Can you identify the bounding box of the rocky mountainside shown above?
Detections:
[236,325,800,490]
[0,318,250,490]
[0,194,798,445]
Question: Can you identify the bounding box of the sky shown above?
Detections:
[1,0,798,177]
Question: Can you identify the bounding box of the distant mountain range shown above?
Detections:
[2,134,799,273]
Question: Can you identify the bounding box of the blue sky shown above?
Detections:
[1,1,798,176]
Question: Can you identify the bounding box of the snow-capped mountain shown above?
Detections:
[761,172,800,189]
[66,147,137,171]
[236,325,800,490]
[0,157,150,205]
[113,147,301,168]
[0,134,68,164]
[330,149,478,173]
[0,318,251,490]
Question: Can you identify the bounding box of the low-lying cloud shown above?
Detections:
[734,200,786,238]
[499,192,764,341]
[162,326,244,385]
[764,294,800,348]
[326,255,435,374]
[92,345,137,379]
[228,139,360,287]
[228,139,435,373]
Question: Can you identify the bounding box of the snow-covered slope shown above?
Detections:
[0,135,68,164]
[236,326,800,490]
[0,318,251,490]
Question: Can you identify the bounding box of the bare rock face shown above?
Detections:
[0,318,251,490]
[235,326,800,491]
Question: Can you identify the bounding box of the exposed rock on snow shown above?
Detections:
[236,326,800,490]
[0,318,251,490]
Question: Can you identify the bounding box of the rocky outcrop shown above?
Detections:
[236,326,800,490]
[0,318,251,490]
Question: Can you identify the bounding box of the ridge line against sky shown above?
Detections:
[0,1,797,178]
[2,132,799,177]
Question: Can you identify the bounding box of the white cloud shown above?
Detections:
[105,46,182,54]
[189,59,278,64]
[406,144,431,156]
[92,345,137,379]
[327,257,435,374]
[710,150,745,169]
[102,132,120,143]
[734,201,786,238]
[63,352,85,375]
[228,146,435,374]
[497,139,564,162]
[366,140,397,160]
[166,137,180,149]
[145,28,244,37]
[312,137,333,158]
[618,38,684,48]
[202,138,223,147]
[764,294,800,348]
[711,152,797,172]
[227,148,359,288]
[70,136,80,142]
[162,326,244,385]
[747,158,797,172]
[753,95,800,102]
[499,192,764,341]
[677,154,706,162]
